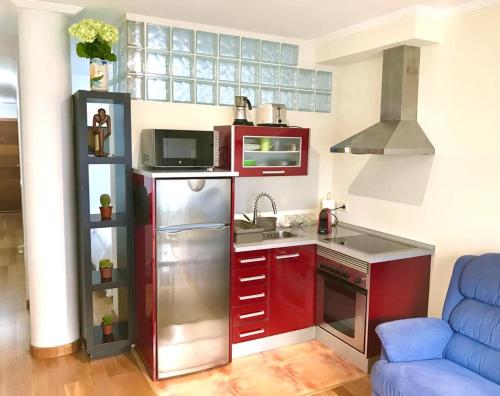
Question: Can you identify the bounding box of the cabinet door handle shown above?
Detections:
[276,253,300,260]
[239,275,266,283]
[239,310,265,319]
[262,170,285,175]
[239,329,265,338]
[240,257,266,264]
[239,292,265,301]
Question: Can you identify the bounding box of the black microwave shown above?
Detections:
[141,129,216,168]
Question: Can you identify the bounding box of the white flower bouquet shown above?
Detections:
[68,19,119,61]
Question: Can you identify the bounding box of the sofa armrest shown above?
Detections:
[375,318,453,363]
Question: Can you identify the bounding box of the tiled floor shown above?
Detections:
[145,339,366,395]
[0,212,371,396]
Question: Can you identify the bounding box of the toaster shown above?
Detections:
[256,103,288,126]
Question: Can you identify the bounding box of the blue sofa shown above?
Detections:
[371,254,500,396]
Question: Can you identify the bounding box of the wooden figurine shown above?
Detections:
[92,108,112,157]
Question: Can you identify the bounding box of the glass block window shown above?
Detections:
[219,59,238,82]
[146,51,168,75]
[196,56,216,80]
[147,77,169,101]
[119,20,333,112]
[241,62,259,84]
[172,79,194,103]
[241,38,260,61]
[172,54,193,78]
[172,28,194,53]
[196,31,217,56]
[261,41,280,63]
[281,44,299,66]
[219,34,240,58]
[196,81,216,105]
[147,24,169,51]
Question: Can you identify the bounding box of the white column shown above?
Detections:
[12,0,83,352]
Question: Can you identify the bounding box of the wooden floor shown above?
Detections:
[0,212,372,396]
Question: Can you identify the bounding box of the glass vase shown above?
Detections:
[89,58,109,91]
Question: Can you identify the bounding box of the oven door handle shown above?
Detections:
[316,268,368,295]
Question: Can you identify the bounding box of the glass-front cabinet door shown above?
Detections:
[233,126,309,176]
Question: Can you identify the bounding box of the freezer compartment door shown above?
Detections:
[156,178,231,228]
[156,225,230,378]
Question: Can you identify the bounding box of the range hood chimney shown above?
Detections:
[331,45,435,155]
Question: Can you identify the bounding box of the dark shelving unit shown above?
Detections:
[73,90,134,359]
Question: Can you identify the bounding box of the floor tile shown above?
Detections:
[226,364,308,396]
[281,350,364,392]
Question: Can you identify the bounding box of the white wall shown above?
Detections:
[331,5,500,317]
[131,101,335,213]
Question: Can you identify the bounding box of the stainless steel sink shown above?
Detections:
[262,230,297,240]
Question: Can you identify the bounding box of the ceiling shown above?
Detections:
[0,0,472,39]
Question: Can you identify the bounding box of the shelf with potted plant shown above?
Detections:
[93,318,129,347]
[73,89,134,359]
[91,268,128,291]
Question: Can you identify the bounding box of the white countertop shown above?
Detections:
[234,222,434,263]
[133,167,238,178]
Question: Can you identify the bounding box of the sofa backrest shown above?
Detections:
[442,254,500,385]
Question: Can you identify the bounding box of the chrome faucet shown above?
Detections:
[253,192,278,224]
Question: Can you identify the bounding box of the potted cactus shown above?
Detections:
[99,258,113,282]
[101,314,113,336]
[99,193,112,220]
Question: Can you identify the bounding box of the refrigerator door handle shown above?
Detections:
[157,223,228,233]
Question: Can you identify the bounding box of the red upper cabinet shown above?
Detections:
[233,126,309,177]
[268,245,316,336]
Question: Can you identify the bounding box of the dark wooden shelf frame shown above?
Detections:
[73,90,135,359]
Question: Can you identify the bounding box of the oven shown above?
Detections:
[315,246,368,353]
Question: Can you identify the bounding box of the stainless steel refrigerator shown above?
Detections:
[155,178,231,379]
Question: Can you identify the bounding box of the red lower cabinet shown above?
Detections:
[268,245,316,336]
[232,245,316,343]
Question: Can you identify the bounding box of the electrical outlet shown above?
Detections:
[335,201,348,213]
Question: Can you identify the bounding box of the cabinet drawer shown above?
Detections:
[234,250,269,270]
[270,245,311,261]
[232,284,268,306]
[233,267,269,288]
[232,320,268,344]
[232,302,268,326]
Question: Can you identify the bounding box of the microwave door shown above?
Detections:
[155,178,231,229]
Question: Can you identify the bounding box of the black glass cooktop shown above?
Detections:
[324,234,414,255]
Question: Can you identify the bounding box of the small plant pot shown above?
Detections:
[100,267,112,283]
[99,206,112,220]
[101,323,113,336]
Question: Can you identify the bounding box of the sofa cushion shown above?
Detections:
[371,358,500,396]
[445,333,500,385]
[459,254,500,307]
[449,298,500,350]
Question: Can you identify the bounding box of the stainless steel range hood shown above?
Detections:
[331,45,435,155]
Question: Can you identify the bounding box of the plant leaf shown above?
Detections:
[76,42,89,58]
[105,53,117,62]
[91,75,104,82]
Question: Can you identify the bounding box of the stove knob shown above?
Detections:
[355,277,362,284]
[344,272,350,279]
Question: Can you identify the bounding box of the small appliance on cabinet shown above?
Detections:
[134,172,232,380]
[141,129,215,169]
[214,125,309,177]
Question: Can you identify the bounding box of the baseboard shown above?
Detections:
[232,327,316,358]
[30,339,81,358]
